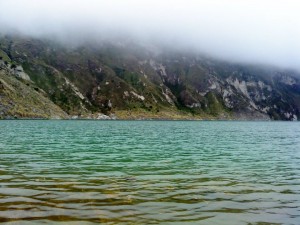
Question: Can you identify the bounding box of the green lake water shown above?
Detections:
[0,121,299,225]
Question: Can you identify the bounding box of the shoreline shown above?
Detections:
[0,118,294,121]
[1,110,296,121]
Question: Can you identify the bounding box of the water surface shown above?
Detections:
[0,121,300,224]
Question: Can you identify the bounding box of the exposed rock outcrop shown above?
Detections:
[1,35,299,120]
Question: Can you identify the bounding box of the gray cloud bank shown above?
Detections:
[0,0,300,70]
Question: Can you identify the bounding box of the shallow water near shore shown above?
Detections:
[0,120,300,224]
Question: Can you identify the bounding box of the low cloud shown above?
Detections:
[0,0,300,70]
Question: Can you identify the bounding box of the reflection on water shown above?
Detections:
[0,121,300,224]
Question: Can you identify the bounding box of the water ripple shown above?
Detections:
[0,121,300,224]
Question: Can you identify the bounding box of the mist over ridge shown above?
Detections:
[0,0,300,70]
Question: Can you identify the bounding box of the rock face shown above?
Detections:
[11,65,31,80]
[0,35,300,120]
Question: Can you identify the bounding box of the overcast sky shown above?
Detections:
[0,0,299,70]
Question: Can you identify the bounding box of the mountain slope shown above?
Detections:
[0,35,299,120]
[0,58,67,119]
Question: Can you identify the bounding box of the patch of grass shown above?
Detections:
[0,49,11,62]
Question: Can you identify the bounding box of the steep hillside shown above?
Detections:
[0,57,67,119]
[0,35,300,120]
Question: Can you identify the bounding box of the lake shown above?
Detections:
[0,121,300,224]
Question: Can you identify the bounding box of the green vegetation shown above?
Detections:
[0,49,11,62]
[0,35,299,120]
[0,69,67,119]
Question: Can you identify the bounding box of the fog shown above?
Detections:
[0,0,300,70]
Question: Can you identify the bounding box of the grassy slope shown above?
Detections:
[1,36,299,120]
[0,68,67,119]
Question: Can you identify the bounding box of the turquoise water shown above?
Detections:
[0,121,300,225]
